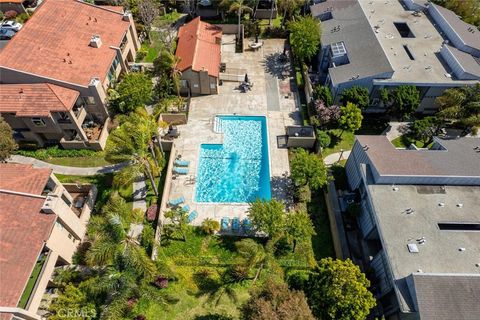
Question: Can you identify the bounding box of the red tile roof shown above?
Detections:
[0,83,79,117]
[0,0,131,86]
[0,164,56,308]
[0,164,52,194]
[176,17,222,77]
[0,0,23,3]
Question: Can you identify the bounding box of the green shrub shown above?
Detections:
[15,146,99,160]
[316,130,331,149]
[201,218,220,235]
[295,185,311,204]
[15,13,29,23]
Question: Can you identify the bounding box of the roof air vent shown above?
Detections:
[458,247,466,251]
[407,243,419,253]
[89,35,102,48]
[438,202,445,207]
[123,11,131,21]
[456,203,463,208]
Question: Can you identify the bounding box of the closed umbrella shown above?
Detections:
[244,73,249,83]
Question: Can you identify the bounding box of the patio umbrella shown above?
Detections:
[245,73,249,83]
[255,33,259,43]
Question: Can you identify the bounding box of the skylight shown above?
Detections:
[331,41,347,57]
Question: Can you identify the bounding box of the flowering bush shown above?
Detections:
[314,100,341,127]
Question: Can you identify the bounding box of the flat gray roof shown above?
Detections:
[311,0,394,85]
[431,3,480,52]
[358,0,477,85]
[409,273,480,320]
[368,184,480,312]
[356,135,480,178]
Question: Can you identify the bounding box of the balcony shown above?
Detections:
[60,117,110,150]
[63,184,97,222]
[17,250,50,309]
[73,106,87,125]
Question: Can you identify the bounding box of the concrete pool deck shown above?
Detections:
[166,39,301,226]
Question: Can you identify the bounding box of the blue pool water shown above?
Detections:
[195,116,271,203]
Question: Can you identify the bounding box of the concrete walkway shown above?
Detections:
[383,121,410,141]
[8,155,128,176]
[132,178,148,211]
[323,150,351,166]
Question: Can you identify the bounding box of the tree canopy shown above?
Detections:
[313,85,333,107]
[285,209,316,252]
[241,280,315,320]
[288,16,321,62]
[436,83,480,127]
[290,148,328,190]
[109,72,153,114]
[382,85,420,120]
[338,102,363,135]
[306,258,376,320]
[340,86,370,110]
[0,116,17,161]
[248,199,285,240]
[410,116,441,146]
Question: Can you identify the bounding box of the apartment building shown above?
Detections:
[344,136,480,319]
[311,0,480,113]
[0,164,97,320]
[0,0,140,149]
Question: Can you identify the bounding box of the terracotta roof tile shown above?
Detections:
[0,83,79,117]
[0,164,52,194]
[176,17,222,77]
[0,164,56,308]
[0,0,130,86]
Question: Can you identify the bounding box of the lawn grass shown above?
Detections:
[45,155,112,167]
[391,135,432,149]
[321,129,355,157]
[321,115,389,157]
[308,191,336,260]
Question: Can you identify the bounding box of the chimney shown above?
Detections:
[89,35,102,48]
[123,11,131,22]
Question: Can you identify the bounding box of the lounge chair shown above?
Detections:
[221,217,230,231]
[188,210,198,223]
[232,217,240,232]
[168,196,185,206]
[174,159,190,167]
[242,218,251,232]
[181,204,190,212]
[173,167,189,175]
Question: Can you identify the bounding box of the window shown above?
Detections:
[438,223,480,231]
[83,96,96,105]
[32,117,46,127]
[394,22,415,38]
[403,45,415,60]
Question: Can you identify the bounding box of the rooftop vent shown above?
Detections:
[407,243,419,253]
[456,203,463,208]
[394,22,415,38]
[123,11,131,22]
[458,247,466,251]
[89,35,102,48]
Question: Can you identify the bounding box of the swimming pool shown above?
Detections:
[195,115,271,203]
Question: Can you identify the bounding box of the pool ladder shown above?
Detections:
[213,117,222,133]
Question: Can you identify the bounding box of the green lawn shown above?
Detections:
[138,42,161,63]
[391,135,432,149]
[45,155,112,167]
[308,191,336,260]
[321,129,355,157]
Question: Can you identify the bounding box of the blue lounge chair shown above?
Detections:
[181,204,190,212]
[232,217,240,232]
[174,159,190,167]
[168,196,185,206]
[221,217,230,231]
[173,167,189,175]
[188,210,198,223]
[242,218,251,232]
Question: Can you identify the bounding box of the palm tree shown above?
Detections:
[154,49,182,97]
[106,111,162,197]
[235,238,268,283]
[221,0,253,38]
[86,195,157,280]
